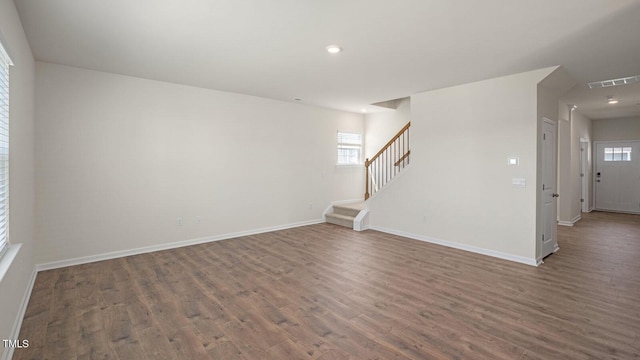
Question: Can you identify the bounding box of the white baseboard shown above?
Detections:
[558,215,581,227]
[36,219,324,271]
[370,225,538,267]
[2,268,37,360]
[592,208,640,215]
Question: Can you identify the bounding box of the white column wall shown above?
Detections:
[368,68,557,264]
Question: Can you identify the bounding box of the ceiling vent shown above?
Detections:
[588,75,639,89]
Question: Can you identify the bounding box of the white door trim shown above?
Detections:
[593,140,640,214]
[580,139,590,213]
[539,117,559,261]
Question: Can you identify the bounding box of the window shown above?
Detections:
[337,132,362,165]
[604,147,632,162]
[0,41,10,260]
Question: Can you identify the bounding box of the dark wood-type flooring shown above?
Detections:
[14,211,640,359]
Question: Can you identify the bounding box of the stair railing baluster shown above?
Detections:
[364,122,410,200]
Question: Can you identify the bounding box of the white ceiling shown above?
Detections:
[13,0,640,116]
[562,82,640,120]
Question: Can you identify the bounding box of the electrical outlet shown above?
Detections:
[196,216,201,224]
[177,217,183,226]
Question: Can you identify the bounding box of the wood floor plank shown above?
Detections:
[135,326,179,360]
[12,211,640,359]
[206,340,244,359]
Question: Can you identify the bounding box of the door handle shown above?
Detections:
[552,193,559,198]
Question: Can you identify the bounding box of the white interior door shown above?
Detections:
[580,140,589,212]
[541,119,558,259]
[595,141,640,213]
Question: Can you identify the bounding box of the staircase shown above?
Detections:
[365,122,411,199]
[325,122,410,230]
[325,202,365,229]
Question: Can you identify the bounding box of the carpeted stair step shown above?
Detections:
[325,212,355,229]
[332,204,362,218]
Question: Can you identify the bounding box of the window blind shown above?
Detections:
[337,132,362,165]
[0,42,11,260]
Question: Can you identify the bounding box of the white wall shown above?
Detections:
[0,0,36,357]
[368,68,557,264]
[536,68,575,257]
[364,97,411,158]
[556,104,572,224]
[557,103,593,224]
[570,110,592,216]
[558,103,593,225]
[35,62,364,265]
[592,117,640,141]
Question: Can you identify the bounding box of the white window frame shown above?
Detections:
[0,40,11,260]
[337,132,362,166]
[603,146,632,162]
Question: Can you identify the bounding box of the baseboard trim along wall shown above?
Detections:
[2,268,38,360]
[36,219,324,272]
[558,215,581,227]
[370,226,539,267]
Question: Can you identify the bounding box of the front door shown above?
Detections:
[541,119,558,259]
[595,141,640,213]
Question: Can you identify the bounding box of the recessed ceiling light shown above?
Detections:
[607,96,619,104]
[326,45,342,54]
[361,109,367,113]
